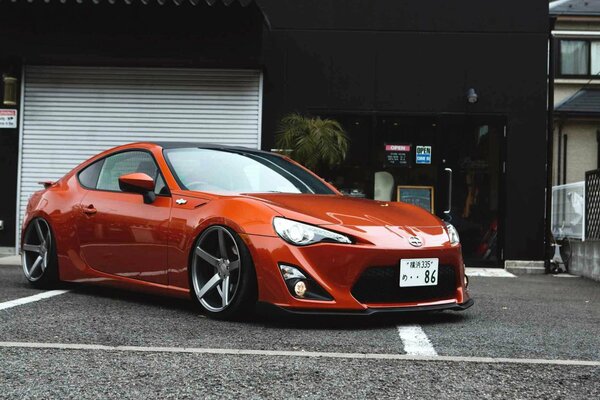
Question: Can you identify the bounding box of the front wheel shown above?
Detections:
[22,218,59,289]
[190,225,257,320]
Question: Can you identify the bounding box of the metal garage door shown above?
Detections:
[17,65,263,240]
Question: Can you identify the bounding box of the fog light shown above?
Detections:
[278,263,334,301]
[294,280,307,297]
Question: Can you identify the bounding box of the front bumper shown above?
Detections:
[258,298,474,317]
[243,233,471,312]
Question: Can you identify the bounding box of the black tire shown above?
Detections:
[21,217,60,289]
[189,225,258,320]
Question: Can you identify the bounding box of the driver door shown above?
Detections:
[76,150,172,285]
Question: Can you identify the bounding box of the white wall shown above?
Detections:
[554,121,599,184]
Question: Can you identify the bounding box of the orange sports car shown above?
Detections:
[21,142,472,319]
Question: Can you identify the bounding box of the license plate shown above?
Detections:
[399,258,439,287]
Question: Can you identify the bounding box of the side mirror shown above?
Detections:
[118,173,156,204]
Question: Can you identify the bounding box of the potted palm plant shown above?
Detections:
[275,113,349,171]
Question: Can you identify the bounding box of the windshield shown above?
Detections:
[164,148,336,195]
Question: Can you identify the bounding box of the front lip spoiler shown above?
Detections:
[257,298,474,317]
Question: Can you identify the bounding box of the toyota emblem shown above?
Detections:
[408,236,423,247]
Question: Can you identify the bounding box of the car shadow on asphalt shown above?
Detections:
[66,283,199,315]
[64,282,470,329]
[258,311,469,330]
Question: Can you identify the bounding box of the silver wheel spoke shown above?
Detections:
[218,230,228,258]
[23,219,52,282]
[193,226,243,313]
[23,244,42,254]
[221,276,230,307]
[195,246,219,267]
[34,220,45,243]
[29,256,43,277]
[228,260,240,271]
[197,273,221,299]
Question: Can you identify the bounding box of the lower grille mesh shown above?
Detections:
[351,265,457,303]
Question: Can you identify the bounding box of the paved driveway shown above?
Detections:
[1,264,599,399]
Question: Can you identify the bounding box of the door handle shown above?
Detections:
[444,168,452,221]
[83,205,97,215]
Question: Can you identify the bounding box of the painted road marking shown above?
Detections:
[397,325,437,356]
[0,290,69,311]
[0,341,598,367]
[465,268,516,278]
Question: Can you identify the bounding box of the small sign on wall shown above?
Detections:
[385,144,411,167]
[397,185,435,213]
[416,145,432,164]
[0,109,17,129]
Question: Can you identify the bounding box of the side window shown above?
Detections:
[78,159,105,189]
[97,151,158,192]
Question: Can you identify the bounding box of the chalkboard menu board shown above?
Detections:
[397,185,434,213]
[385,144,411,167]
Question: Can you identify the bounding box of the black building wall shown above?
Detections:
[257,0,549,261]
[0,2,263,68]
[0,0,549,261]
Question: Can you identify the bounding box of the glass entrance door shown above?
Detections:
[377,115,503,267]
[436,117,503,266]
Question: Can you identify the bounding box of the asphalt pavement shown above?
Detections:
[1,262,599,399]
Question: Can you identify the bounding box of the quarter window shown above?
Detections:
[96,151,159,192]
[78,159,105,189]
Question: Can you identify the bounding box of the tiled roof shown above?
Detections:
[555,89,600,117]
[550,0,600,16]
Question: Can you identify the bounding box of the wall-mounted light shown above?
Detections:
[466,88,478,104]
[2,74,18,106]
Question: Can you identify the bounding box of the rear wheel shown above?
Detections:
[190,225,257,320]
[22,218,59,288]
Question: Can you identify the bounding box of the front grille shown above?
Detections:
[351,265,457,304]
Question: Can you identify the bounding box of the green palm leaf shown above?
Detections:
[275,113,349,171]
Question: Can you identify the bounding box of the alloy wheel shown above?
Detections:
[22,219,52,282]
[191,226,242,313]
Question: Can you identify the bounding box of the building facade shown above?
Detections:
[551,0,600,185]
[0,0,549,266]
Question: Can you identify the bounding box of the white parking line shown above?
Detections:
[0,290,69,311]
[0,341,598,367]
[397,325,437,356]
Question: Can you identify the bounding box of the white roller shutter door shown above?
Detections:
[17,65,263,240]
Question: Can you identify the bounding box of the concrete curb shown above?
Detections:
[504,260,546,275]
[0,255,21,267]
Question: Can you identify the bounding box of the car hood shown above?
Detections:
[244,193,442,228]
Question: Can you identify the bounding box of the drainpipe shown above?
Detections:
[562,133,568,185]
[557,122,562,185]
[545,17,556,269]
[596,130,600,169]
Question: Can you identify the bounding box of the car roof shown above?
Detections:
[149,141,273,156]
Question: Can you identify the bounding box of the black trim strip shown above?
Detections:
[256,298,474,317]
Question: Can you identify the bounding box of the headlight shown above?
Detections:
[445,223,460,246]
[273,217,351,246]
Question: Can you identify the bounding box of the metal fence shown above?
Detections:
[552,181,585,240]
[586,169,600,240]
